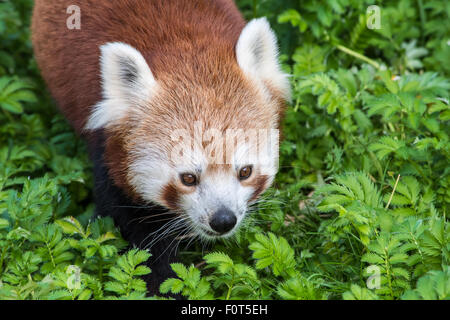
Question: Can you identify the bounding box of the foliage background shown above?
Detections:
[0,0,448,300]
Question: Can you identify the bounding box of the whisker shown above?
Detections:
[169,224,196,258]
[153,223,191,261]
[138,217,182,249]
[141,216,179,224]
[127,211,179,226]
[175,232,197,240]
[143,217,188,251]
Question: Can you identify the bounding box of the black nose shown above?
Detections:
[209,207,237,234]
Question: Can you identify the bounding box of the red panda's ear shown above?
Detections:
[236,18,291,101]
[85,42,158,130]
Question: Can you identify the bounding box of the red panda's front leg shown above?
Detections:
[87,130,180,298]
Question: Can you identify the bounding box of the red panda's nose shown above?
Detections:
[209,207,237,234]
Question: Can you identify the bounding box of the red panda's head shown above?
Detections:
[85,18,290,239]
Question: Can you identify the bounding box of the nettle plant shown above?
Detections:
[0,0,449,300]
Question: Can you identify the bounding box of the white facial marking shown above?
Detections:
[128,146,172,204]
[181,169,253,238]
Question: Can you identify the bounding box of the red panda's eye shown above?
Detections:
[238,166,253,180]
[180,173,198,186]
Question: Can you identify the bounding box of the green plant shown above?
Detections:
[0,0,448,300]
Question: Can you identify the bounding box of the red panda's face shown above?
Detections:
[125,119,280,238]
[86,18,290,239]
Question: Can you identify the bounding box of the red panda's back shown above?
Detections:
[32,0,245,133]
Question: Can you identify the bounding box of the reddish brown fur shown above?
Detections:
[243,174,269,202]
[32,0,246,132]
[161,183,180,211]
[32,0,285,199]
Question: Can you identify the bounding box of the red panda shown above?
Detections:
[32,0,290,295]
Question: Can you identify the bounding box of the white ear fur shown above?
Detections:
[236,18,291,101]
[85,42,157,130]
